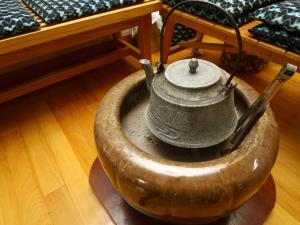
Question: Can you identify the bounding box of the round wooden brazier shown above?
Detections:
[94,70,279,224]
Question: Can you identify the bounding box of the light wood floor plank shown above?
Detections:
[17,101,65,196]
[46,90,98,175]
[1,130,52,225]
[0,140,19,225]
[45,186,84,225]
[29,101,112,225]
[265,203,300,225]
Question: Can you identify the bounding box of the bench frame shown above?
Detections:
[0,0,161,103]
[160,5,300,72]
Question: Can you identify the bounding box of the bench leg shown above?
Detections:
[112,32,123,49]
[161,20,175,64]
[191,32,204,56]
[138,14,152,61]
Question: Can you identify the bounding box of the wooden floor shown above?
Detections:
[0,40,300,225]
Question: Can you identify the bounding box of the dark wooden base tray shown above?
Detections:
[89,158,276,225]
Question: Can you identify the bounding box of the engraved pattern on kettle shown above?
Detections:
[147,108,180,140]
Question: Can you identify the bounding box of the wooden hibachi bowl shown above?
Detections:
[94,70,279,224]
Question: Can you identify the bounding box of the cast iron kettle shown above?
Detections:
[140,0,297,149]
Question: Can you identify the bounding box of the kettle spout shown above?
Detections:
[140,59,155,91]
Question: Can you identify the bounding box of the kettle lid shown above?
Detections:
[165,58,221,89]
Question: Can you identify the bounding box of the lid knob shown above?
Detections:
[189,58,199,74]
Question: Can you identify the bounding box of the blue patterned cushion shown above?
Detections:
[172,23,196,44]
[163,0,281,26]
[252,0,300,33]
[248,23,300,54]
[0,0,39,39]
[164,0,282,45]
[23,0,143,24]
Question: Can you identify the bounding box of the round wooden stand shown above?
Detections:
[89,158,276,225]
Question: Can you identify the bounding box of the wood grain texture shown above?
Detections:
[161,19,176,63]
[0,139,19,225]
[138,14,153,61]
[0,21,134,71]
[45,186,84,225]
[1,130,52,225]
[0,45,299,224]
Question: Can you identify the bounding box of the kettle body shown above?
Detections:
[144,59,238,148]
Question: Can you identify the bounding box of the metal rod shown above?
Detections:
[230,104,268,151]
[230,64,297,150]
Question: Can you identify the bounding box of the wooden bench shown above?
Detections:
[160,4,300,72]
[0,0,161,103]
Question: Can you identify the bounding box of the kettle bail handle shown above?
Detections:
[158,0,243,88]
